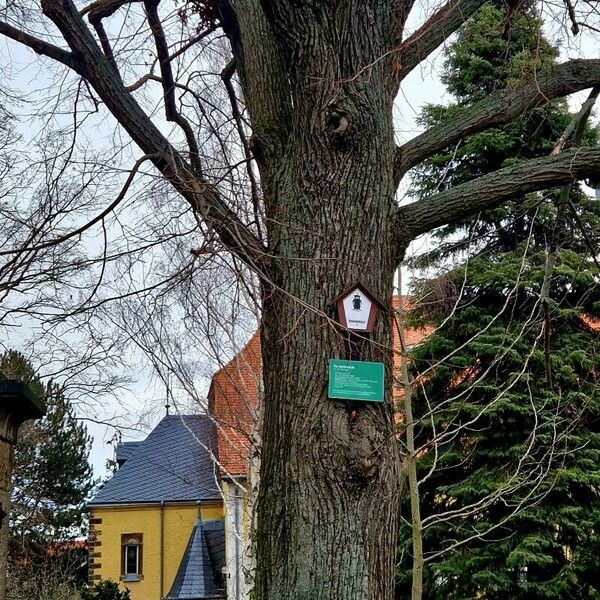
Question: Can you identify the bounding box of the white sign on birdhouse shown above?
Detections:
[333,283,385,333]
[343,289,371,330]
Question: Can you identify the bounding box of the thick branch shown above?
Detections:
[218,0,291,171]
[81,0,141,19]
[399,147,600,241]
[395,0,486,82]
[396,59,600,183]
[0,20,78,71]
[144,0,202,172]
[30,0,267,269]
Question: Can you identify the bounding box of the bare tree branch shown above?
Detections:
[0,154,153,257]
[563,0,580,34]
[396,59,600,183]
[218,0,292,179]
[395,0,486,82]
[221,58,262,237]
[81,0,141,19]
[143,0,202,173]
[552,84,600,154]
[399,147,600,241]
[86,0,129,80]
[21,0,269,269]
[0,20,78,71]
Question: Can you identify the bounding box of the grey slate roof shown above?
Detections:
[115,441,140,466]
[89,415,221,505]
[166,519,226,599]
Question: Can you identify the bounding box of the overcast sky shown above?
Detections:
[1,3,598,481]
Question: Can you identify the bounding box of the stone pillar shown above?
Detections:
[0,380,45,600]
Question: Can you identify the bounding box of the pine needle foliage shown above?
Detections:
[0,351,94,560]
[397,6,600,599]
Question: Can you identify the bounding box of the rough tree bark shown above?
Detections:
[244,4,405,598]
[2,0,600,598]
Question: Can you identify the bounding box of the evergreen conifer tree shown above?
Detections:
[0,351,93,560]
[397,7,600,599]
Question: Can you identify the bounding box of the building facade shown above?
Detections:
[208,333,262,600]
[88,415,226,600]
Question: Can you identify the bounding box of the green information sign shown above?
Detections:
[328,359,385,402]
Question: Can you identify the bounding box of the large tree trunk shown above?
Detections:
[257,217,403,599]
[253,5,405,596]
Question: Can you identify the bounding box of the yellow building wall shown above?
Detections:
[89,502,224,600]
[222,480,252,599]
[222,480,251,538]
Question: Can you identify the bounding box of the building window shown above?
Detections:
[121,533,143,581]
[125,544,138,574]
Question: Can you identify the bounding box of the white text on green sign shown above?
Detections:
[328,359,385,403]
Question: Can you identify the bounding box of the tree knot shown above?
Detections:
[346,430,380,483]
[325,104,353,148]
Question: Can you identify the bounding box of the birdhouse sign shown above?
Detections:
[333,283,385,333]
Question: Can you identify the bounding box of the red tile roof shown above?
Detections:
[581,314,600,332]
[391,296,435,405]
[208,333,261,478]
[209,297,430,477]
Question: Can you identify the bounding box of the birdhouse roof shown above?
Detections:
[331,282,387,309]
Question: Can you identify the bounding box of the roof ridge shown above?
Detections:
[211,331,260,379]
[89,413,220,506]
[165,520,225,599]
[160,414,211,423]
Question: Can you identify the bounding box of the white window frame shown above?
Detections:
[124,544,139,575]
